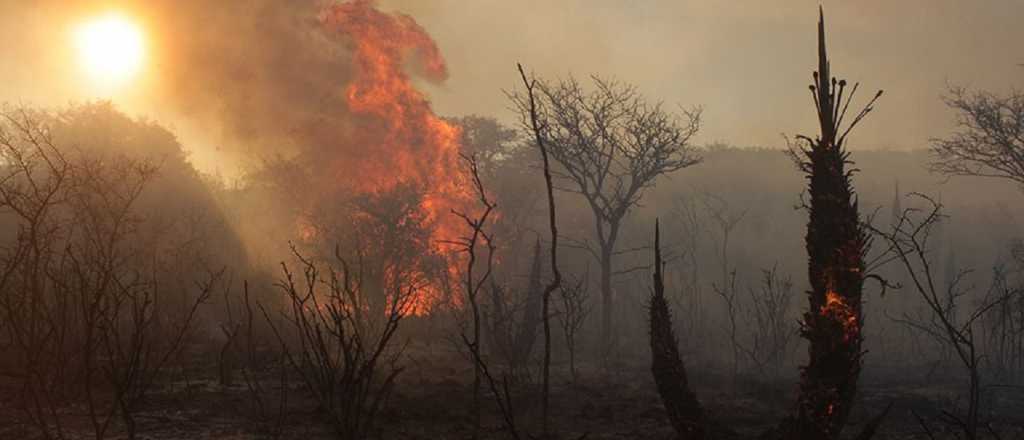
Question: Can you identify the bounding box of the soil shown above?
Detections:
[2,350,1023,439]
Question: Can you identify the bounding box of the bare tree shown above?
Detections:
[462,333,523,440]
[220,280,288,431]
[744,265,797,381]
[449,158,526,439]
[448,153,497,435]
[261,245,409,440]
[516,63,562,439]
[670,193,708,358]
[981,268,1024,384]
[713,271,742,383]
[510,72,701,350]
[557,272,589,383]
[930,87,1024,186]
[486,239,544,377]
[0,106,218,440]
[0,107,74,438]
[871,194,1019,440]
[703,191,748,382]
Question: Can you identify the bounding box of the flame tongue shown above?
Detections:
[316,0,470,313]
[322,0,464,196]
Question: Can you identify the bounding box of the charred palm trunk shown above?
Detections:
[648,8,883,440]
[775,9,881,440]
[649,220,712,438]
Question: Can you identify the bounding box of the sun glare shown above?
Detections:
[74,13,145,83]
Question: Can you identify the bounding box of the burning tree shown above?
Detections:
[320,0,470,232]
[339,186,443,316]
[249,0,474,315]
[775,8,883,438]
[648,9,889,440]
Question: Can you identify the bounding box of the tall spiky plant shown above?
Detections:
[779,8,882,440]
[649,219,709,438]
[646,8,888,440]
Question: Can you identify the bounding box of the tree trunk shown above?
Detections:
[471,291,482,435]
[514,239,544,366]
[773,10,871,439]
[598,220,620,354]
[599,245,613,354]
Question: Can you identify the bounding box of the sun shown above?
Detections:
[74,13,145,83]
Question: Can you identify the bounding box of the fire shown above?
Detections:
[321,0,466,200]
[317,0,472,313]
[821,291,858,341]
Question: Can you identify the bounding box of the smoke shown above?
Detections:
[146,0,356,155]
[0,1,456,164]
[320,0,460,192]
[0,0,468,270]
[3,0,1021,161]
[382,0,1024,151]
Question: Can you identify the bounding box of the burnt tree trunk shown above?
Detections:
[517,63,562,438]
[649,219,711,438]
[773,9,879,440]
[647,8,884,440]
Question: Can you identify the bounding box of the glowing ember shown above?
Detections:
[821,291,858,341]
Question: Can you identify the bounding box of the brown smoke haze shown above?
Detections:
[0,0,1021,173]
[1,0,358,175]
[388,0,1024,150]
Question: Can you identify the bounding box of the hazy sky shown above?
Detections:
[0,0,1021,173]
[385,0,1024,150]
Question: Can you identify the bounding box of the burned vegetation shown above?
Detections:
[1,2,1024,440]
[648,10,887,440]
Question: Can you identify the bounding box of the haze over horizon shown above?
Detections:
[0,0,1021,174]
[394,0,1023,150]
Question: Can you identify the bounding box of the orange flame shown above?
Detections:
[821,291,858,342]
[318,0,471,313]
